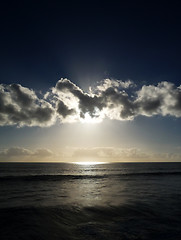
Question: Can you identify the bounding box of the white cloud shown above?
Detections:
[96,78,134,91]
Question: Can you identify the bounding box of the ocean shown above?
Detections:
[0,162,181,240]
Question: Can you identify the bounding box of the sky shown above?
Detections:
[0,1,181,162]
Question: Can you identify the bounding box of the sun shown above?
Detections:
[78,106,106,124]
[80,112,103,124]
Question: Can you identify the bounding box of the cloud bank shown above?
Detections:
[70,146,181,162]
[1,146,180,162]
[1,79,181,126]
[70,147,150,160]
[0,147,54,161]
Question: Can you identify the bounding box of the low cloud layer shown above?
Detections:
[70,147,150,160]
[1,146,181,162]
[1,79,181,126]
[0,147,54,161]
[67,146,181,162]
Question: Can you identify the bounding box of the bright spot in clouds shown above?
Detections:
[79,112,102,124]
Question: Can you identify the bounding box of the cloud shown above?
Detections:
[65,146,181,162]
[70,147,150,160]
[0,84,56,127]
[96,78,134,91]
[0,147,32,157]
[52,78,181,122]
[52,78,105,121]
[1,79,181,127]
[56,100,75,118]
[0,147,54,161]
[1,146,181,162]
[136,81,181,117]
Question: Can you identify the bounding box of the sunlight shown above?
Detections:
[80,112,102,124]
[74,161,106,165]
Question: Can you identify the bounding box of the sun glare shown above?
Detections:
[74,161,106,165]
[80,112,102,124]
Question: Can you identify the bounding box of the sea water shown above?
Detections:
[0,162,181,239]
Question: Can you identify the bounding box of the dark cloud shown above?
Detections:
[9,84,35,108]
[56,100,75,118]
[100,86,135,120]
[0,84,55,127]
[78,94,104,118]
[54,78,104,118]
[141,99,161,113]
[1,79,181,127]
[55,79,181,121]
[136,82,181,117]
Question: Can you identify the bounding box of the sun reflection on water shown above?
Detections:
[73,161,106,165]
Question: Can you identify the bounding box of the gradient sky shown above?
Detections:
[1,1,181,162]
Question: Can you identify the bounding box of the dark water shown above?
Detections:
[0,162,181,240]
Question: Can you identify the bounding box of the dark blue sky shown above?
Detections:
[1,1,181,89]
[1,1,181,162]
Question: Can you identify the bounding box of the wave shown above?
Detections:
[1,171,181,181]
[0,203,181,240]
